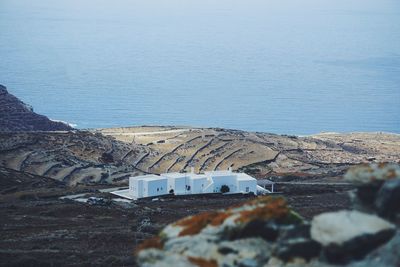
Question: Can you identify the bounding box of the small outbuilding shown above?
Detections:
[205,170,237,193]
[162,172,190,195]
[236,173,257,194]
[188,174,209,194]
[129,175,167,199]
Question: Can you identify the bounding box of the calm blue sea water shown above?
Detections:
[0,0,399,135]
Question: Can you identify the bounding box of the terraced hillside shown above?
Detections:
[0,131,149,185]
[99,128,400,176]
[0,127,399,186]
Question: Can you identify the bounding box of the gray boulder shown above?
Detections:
[274,224,321,261]
[375,179,400,220]
[311,210,396,264]
[345,163,400,214]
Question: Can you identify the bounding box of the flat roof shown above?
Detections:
[130,174,167,181]
[204,170,233,176]
[236,173,257,181]
[130,174,159,179]
[188,174,208,179]
[161,172,188,178]
[143,176,168,182]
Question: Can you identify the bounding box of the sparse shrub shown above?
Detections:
[220,185,230,193]
[100,152,114,163]
[100,172,109,180]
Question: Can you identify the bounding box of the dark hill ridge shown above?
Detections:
[0,84,72,132]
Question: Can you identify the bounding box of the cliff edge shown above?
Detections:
[0,84,72,132]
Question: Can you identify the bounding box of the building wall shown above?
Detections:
[129,177,144,198]
[129,177,135,192]
[167,177,174,193]
[144,179,168,197]
[211,175,237,193]
[137,180,144,198]
[167,176,188,194]
[175,177,187,194]
[237,180,257,194]
[190,178,208,194]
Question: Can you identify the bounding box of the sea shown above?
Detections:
[0,0,399,135]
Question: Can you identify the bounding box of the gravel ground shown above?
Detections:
[0,190,351,266]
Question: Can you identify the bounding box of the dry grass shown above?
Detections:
[235,196,289,223]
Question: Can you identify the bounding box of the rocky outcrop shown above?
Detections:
[136,163,400,266]
[311,210,395,264]
[345,163,400,219]
[0,84,72,132]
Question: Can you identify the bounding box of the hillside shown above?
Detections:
[0,126,399,186]
[0,166,351,267]
[0,131,147,185]
[99,127,400,177]
[0,85,72,132]
[136,164,400,267]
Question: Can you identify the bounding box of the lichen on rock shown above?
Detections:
[346,163,400,221]
[174,211,233,236]
[136,163,400,267]
[135,236,164,255]
[137,196,309,266]
[234,197,290,223]
[344,163,400,184]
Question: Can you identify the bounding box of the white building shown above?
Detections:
[162,172,189,195]
[204,170,238,193]
[236,173,258,194]
[188,173,209,194]
[128,174,168,199]
[112,168,273,200]
[162,172,212,195]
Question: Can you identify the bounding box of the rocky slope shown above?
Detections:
[0,166,351,267]
[0,131,147,185]
[136,163,400,267]
[0,85,72,132]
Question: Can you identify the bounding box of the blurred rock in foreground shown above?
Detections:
[136,163,400,267]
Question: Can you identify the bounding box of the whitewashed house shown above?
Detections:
[112,168,273,200]
[188,173,210,194]
[203,170,257,194]
[128,174,168,199]
[204,170,237,193]
[162,172,189,195]
[236,173,258,193]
